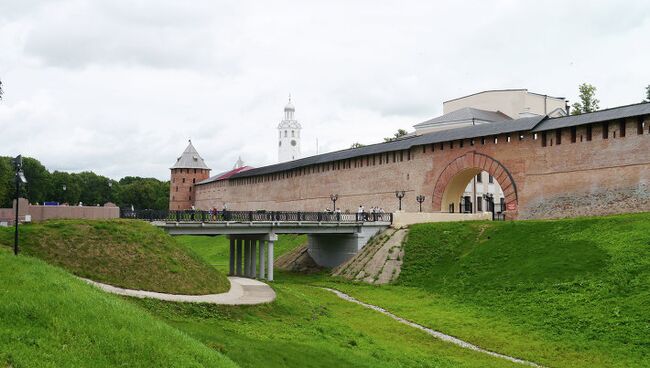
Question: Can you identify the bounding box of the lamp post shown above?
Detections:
[416,195,425,212]
[330,194,338,210]
[62,184,67,205]
[12,155,27,256]
[395,190,406,211]
[483,193,495,220]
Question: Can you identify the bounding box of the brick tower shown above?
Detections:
[169,140,210,210]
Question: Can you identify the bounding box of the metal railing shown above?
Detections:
[120,209,393,224]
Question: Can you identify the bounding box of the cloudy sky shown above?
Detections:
[1,0,649,180]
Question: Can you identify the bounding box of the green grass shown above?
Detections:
[148,235,521,368]
[132,272,520,368]
[0,219,229,294]
[322,213,650,367]
[0,247,237,367]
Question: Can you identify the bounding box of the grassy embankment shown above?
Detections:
[0,219,229,294]
[167,213,650,368]
[325,213,650,367]
[0,246,237,367]
[135,235,522,368]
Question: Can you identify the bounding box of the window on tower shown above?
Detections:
[285,130,288,137]
[292,130,295,137]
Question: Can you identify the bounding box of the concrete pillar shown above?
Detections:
[244,240,250,277]
[251,240,257,278]
[259,240,266,280]
[236,239,243,276]
[267,240,274,281]
[229,237,235,276]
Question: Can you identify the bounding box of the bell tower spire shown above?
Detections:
[277,95,302,162]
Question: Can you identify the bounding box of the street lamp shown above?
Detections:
[330,194,338,210]
[482,193,495,220]
[62,184,67,205]
[416,195,425,212]
[12,155,27,256]
[395,190,406,211]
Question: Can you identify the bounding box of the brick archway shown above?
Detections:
[432,151,518,212]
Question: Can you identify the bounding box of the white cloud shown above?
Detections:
[0,0,649,180]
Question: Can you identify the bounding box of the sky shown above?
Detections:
[1,0,649,180]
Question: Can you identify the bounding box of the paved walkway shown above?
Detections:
[82,277,276,305]
[323,287,544,367]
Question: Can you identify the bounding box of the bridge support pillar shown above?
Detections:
[245,240,251,277]
[259,240,266,279]
[251,240,257,278]
[229,237,235,276]
[236,239,242,276]
[267,240,274,281]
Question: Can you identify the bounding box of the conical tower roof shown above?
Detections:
[171,140,210,169]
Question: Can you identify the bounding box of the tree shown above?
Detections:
[350,142,365,148]
[571,83,600,115]
[0,158,12,207]
[644,85,650,103]
[384,129,408,142]
[21,157,51,204]
[0,79,3,100]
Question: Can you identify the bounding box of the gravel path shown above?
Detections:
[322,287,544,367]
[83,277,275,305]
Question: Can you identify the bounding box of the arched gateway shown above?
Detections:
[432,152,518,213]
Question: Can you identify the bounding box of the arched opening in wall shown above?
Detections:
[440,168,505,214]
[432,152,518,217]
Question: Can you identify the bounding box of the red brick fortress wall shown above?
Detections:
[193,115,650,219]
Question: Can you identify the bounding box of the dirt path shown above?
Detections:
[83,277,275,305]
[322,287,544,367]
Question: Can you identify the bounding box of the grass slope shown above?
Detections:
[325,213,650,367]
[0,220,229,294]
[150,235,520,368]
[0,247,237,367]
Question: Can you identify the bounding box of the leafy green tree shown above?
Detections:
[350,142,365,148]
[0,78,3,100]
[571,83,600,115]
[0,158,13,207]
[384,129,408,142]
[644,85,650,103]
[0,155,170,210]
[21,157,51,204]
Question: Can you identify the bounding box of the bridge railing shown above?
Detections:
[120,209,393,224]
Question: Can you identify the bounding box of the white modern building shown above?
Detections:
[278,97,302,162]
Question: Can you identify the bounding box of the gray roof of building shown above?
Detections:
[171,141,210,169]
[414,107,511,128]
[228,102,650,180]
[532,102,650,132]
[232,116,545,179]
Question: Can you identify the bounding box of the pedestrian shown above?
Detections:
[357,205,364,221]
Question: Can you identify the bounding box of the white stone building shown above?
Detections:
[278,97,302,162]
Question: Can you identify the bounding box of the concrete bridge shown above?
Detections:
[130,210,393,281]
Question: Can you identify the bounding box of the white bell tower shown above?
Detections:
[278,95,302,162]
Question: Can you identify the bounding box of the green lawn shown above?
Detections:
[133,272,520,368]
[323,213,650,367]
[0,219,229,294]
[151,235,522,368]
[0,247,237,367]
